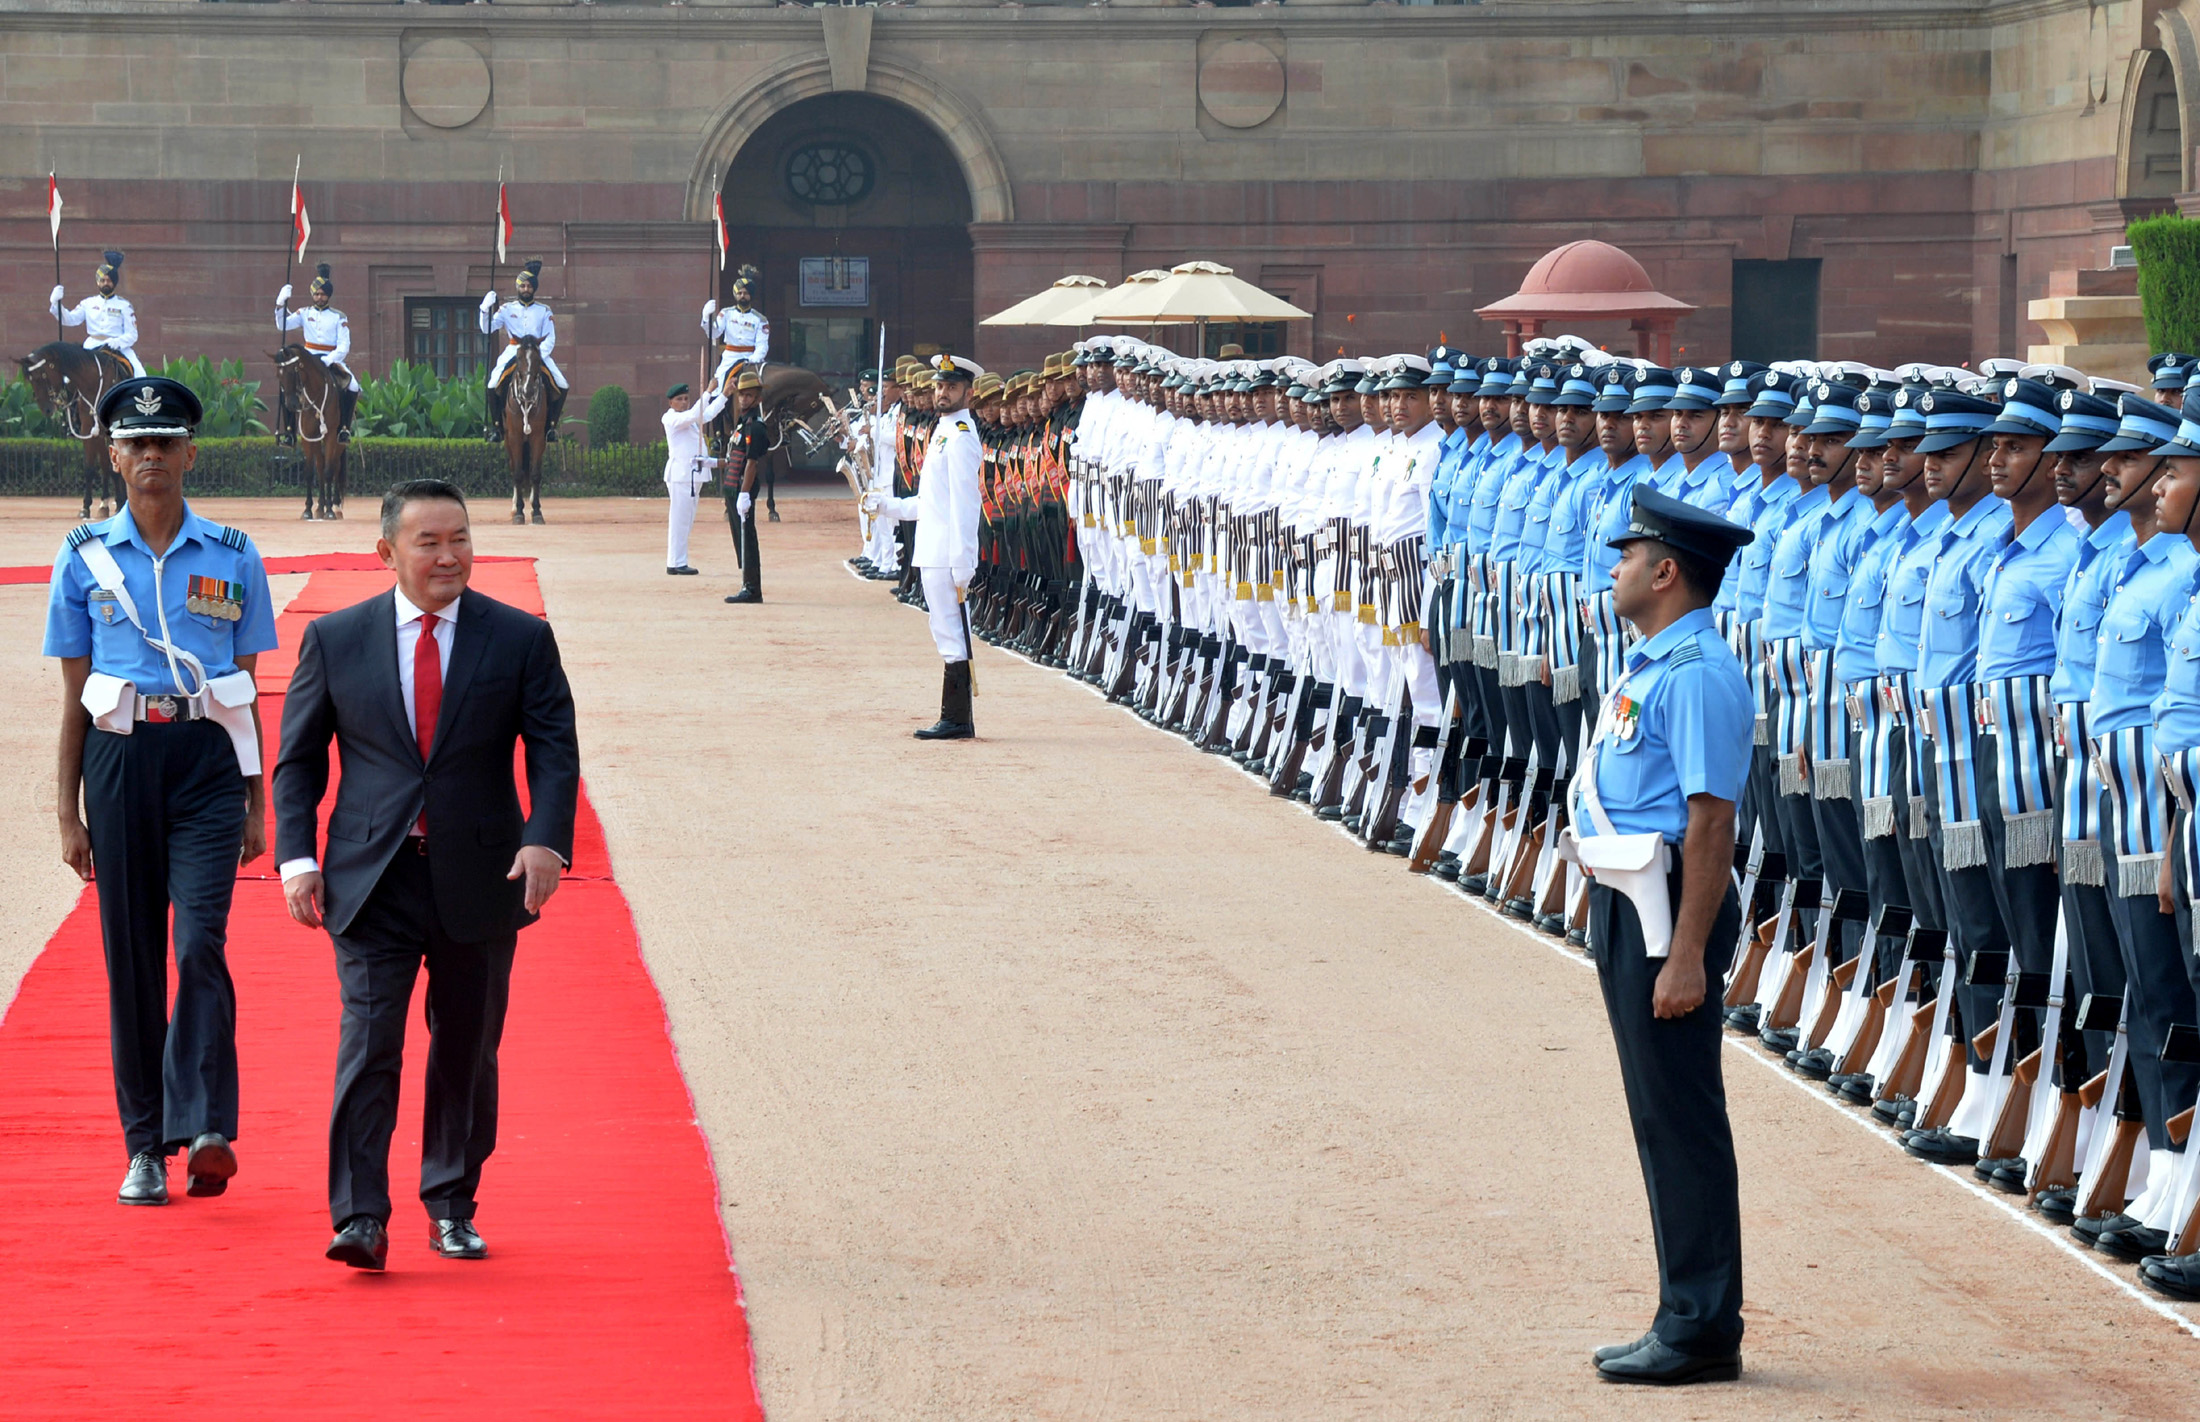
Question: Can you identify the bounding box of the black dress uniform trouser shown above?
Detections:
[1590,874,1745,1359]
[82,721,247,1160]
[328,845,517,1228]
[2099,814,2200,1153]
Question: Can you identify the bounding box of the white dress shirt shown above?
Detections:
[278,589,459,884]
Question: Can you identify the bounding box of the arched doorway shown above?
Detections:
[2123,48,2185,198]
[720,93,974,384]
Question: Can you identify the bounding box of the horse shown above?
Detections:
[709,363,830,519]
[499,336,551,525]
[272,344,348,521]
[18,343,129,519]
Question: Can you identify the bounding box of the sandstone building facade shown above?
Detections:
[2,0,2193,437]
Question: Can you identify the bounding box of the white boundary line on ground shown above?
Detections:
[879,582,2200,1340]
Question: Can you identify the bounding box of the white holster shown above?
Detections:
[1563,703,1677,958]
[81,671,136,735]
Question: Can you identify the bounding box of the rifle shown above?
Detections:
[1745,874,1819,1029]
[2075,1005,2144,1220]
[1498,767,1555,914]
[1723,850,1788,1008]
[1764,878,1830,1036]
[1408,698,1480,873]
[1798,889,1872,1052]
[1874,927,1950,1105]
[1361,688,1417,848]
[1828,903,1913,1080]
[1461,758,1517,884]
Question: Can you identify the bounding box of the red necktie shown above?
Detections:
[415,611,442,761]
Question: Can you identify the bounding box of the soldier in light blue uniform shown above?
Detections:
[1539,363,1609,763]
[43,375,278,1209]
[1652,367,1737,510]
[2137,421,2200,1299]
[1575,486,1755,1388]
[1899,386,2016,1163]
[2063,390,2200,1256]
[1757,381,1837,883]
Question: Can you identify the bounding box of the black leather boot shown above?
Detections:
[914,660,975,740]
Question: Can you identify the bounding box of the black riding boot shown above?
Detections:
[484,385,505,443]
[545,385,568,442]
[338,386,357,443]
[914,661,975,740]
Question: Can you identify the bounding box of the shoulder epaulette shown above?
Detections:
[955,417,973,432]
[64,523,98,550]
[1669,639,1704,665]
[215,525,249,552]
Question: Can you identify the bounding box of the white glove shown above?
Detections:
[860,492,882,514]
[50,284,64,306]
[737,492,753,518]
[479,290,498,312]
[277,283,293,304]
[702,300,718,319]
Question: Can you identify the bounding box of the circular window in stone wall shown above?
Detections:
[784,143,875,206]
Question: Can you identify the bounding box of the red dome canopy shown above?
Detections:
[1475,240,1695,363]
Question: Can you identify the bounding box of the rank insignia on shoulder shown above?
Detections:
[64,523,98,550]
[215,525,249,552]
[1669,640,1703,665]
[955,417,972,432]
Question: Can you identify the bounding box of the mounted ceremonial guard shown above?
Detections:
[703,265,768,395]
[273,263,359,445]
[51,250,147,378]
[479,258,568,442]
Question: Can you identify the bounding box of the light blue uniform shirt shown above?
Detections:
[1976,510,2082,682]
[1916,495,2013,691]
[2049,511,2134,705]
[1465,432,1524,551]
[1652,448,1736,512]
[1758,484,1832,642]
[1802,486,1876,652]
[1582,453,1654,595]
[1425,425,1472,549]
[43,502,278,696]
[1517,445,1573,575]
[1835,500,1913,684]
[1576,606,1755,843]
[1491,443,1558,566]
[2091,534,2200,735]
[1441,431,1493,548]
[2154,583,2200,754]
[1539,447,1605,578]
[1723,472,1799,621]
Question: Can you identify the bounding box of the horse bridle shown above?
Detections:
[277,350,335,446]
[27,352,111,441]
[506,346,544,437]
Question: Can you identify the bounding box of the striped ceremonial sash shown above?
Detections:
[2092,724,2167,899]
[1851,676,1897,837]
[1740,621,1771,746]
[2056,702,2105,885]
[1495,560,1527,685]
[1922,682,1986,869]
[1769,636,1808,793]
[1546,570,1582,703]
[1588,588,1628,693]
[1980,674,2058,868]
[1468,554,1499,668]
[2165,746,2200,905]
[1806,649,1852,800]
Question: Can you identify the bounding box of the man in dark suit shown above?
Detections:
[273,478,579,1271]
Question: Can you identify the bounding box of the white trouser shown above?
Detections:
[89,342,146,377]
[711,347,759,388]
[665,478,701,568]
[489,344,568,389]
[922,566,972,661]
[313,355,361,392]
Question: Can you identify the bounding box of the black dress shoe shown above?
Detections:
[1592,1332,1656,1366]
[1725,1004,1761,1035]
[185,1132,237,1197]
[1792,1047,1836,1081]
[1566,928,1588,948]
[327,1215,389,1271]
[2034,1187,2078,1225]
[1536,913,1568,935]
[666,565,700,576]
[1870,1094,1908,1126]
[430,1218,489,1260]
[724,589,762,604]
[1596,1336,1741,1386]
[2096,1221,2170,1263]
[1973,1154,2018,1184]
[1987,1160,2028,1194]
[1435,862,1461,882]
[2072,1211,2138,1250]
[1314,806,1343,822]
[1904,1128,1980,1166]
[1758,1026,1799,1054]
[2138,1252,2200,1300]
[1460,874,1489,895]
[117,1150,168,1206]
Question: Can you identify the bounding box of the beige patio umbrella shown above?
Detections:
[979,274,1110,327]
[1072,260,1312,355]
[1041,269,1177,328]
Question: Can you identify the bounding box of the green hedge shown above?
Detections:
[2130,213,2200,355]
[587,385,631,447]
[0,437,674,499]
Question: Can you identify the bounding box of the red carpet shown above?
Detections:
[0,560,764,1419]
